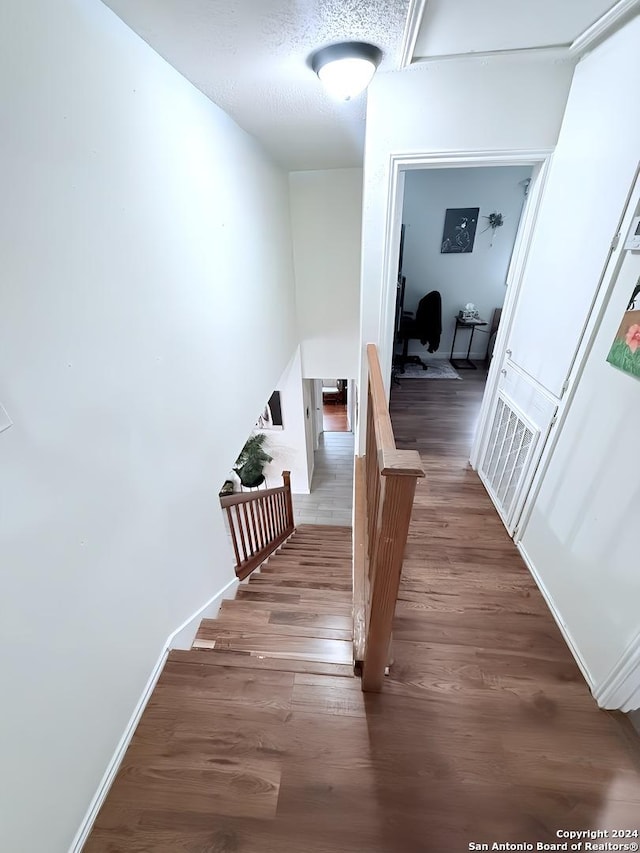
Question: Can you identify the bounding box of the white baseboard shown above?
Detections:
[593,630,640,712]
[519,543,640,713]
[517,542,595,691]
[68,575,239,853]
[169,577,239,650]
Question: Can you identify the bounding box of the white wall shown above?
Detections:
[516,17,640,694]
[506,18,640,398]
[289,168,362,380]
[253,348,311,494]
[401,166,532,359]
[522,248,640,691]
[359,56,574,436]
[0,1,297,850]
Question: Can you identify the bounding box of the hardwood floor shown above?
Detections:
[86,374,640,852]
[323,403,348,431]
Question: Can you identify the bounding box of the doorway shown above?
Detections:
[392,164,533,396]
[373,151,551,520]
[321,378,349,432]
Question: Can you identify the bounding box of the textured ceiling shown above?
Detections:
[413,0,618,59]
[101,0,410,171]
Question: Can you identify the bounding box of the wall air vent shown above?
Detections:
[479,393,539,533]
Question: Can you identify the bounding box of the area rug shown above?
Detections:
[394,361,461,380]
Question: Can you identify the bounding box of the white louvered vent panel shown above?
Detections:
[480,394,538,529]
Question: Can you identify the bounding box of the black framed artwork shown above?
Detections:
[441,208,479,254]
[256,391,284,430]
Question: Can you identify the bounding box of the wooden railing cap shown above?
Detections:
[379,448,425,478]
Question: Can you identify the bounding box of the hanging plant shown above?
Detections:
[482,212,504,246]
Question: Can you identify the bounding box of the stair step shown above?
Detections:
[275,553,351,565]
[291,533,351,544]
[197,617,352,642]
[169,648,354,678]
[264,555,351,567]
[194,631,352,665]
[220,599,353,630]
[243,582,351,602]
[281,542,351,554]
[269,555,351,567]
[239,581,351,598]
[296,524,351,534]
[221,596,353,618]
[248,576,352,592]
[254,565,350,576]
[259,568,352,581]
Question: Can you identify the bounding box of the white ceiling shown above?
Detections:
[101,0,410,171]
[412,0,619,60]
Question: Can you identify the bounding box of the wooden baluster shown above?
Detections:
[276,488,284,534]
[257,497,267,548]
[273,493,280,538]
[242,502,254,556]
[236,504,248,565]
[266,494,275,541]
[282,470,294,531]
[218,472,297,581]
[226,506,241,570]
[249,499,261,552]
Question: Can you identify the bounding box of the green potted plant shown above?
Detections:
[233,433,273,489]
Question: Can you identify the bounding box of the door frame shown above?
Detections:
[377,148,554,463]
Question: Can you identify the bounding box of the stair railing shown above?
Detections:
[220,471,295,580]
[354,345,425,692]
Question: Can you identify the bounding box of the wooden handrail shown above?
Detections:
[366,343,396,452]
[221,471,295,580]
[220,483,292,508]
[355,345,425,692]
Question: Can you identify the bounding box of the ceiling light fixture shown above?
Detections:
[311,42,382,101]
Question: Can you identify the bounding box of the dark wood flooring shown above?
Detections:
[86,373,640,852]
[323,403,349,432]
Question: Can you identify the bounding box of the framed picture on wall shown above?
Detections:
[606,279,640,380]
[441,207,479,254]
[256,391,284,430]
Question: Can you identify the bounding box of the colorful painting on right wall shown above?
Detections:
[606,278,640,379]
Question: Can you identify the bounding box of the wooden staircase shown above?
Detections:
[172,524,354,677]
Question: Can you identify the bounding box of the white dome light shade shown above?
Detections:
[318,57,377,101]
[311,42,382,101]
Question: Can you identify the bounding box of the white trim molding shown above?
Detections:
[517,543,595,690]
[593,632,640,712]
[412,45,572,65]
[375,148,553,422]
[519,543,640,713]
[399,0,428,68]
[68,576,239,853]
[570,0,640,57]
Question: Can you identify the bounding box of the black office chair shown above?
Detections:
[394,290,442,373]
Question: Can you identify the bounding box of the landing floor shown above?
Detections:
[292,431,353,527]
[86,373,640,852]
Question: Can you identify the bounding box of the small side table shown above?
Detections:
[450,317,488,370]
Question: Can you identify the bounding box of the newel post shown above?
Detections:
[361,449,423,693]
[282,470,294,531]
